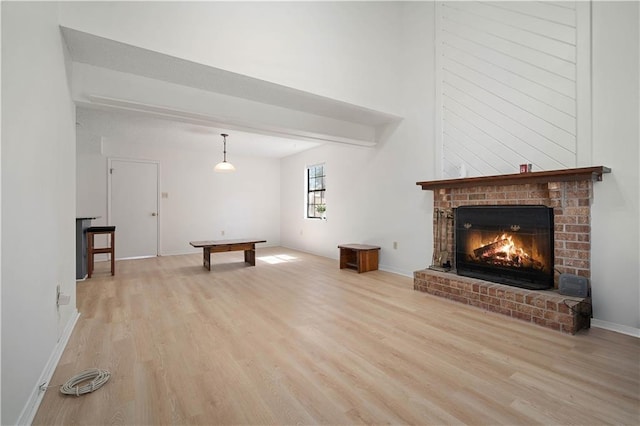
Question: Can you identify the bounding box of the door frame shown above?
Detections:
[107,157,161,258]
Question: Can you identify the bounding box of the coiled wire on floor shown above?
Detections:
[60,368,111,396]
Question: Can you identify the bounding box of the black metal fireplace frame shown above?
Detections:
[455,205,554,290]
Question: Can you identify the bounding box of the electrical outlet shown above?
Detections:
[221,230,225,236]
[56,284,70,306]
[393,241,398,250]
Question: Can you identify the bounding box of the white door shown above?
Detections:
[109,159,159,259]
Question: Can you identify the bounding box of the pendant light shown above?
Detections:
[214,133,236,172]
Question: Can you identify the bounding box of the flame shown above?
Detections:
[479,233,532,266]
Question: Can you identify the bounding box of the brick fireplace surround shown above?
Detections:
[414,167,610,334]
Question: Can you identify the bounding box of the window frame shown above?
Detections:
[305,163,326,219]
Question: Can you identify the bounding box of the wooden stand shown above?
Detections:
[338,244,380,273]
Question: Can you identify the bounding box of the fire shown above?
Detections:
[473,233,537,268]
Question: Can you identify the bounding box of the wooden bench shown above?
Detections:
[190,239,266,271]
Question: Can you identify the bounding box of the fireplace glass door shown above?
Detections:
[455,205,554,290]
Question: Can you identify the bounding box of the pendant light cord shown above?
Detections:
[221,133,228,162]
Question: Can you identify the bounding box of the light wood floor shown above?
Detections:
[34,247,639,425]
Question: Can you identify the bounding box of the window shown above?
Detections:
[306,164,326,219]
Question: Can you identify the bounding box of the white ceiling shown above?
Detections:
[64,27,402,158]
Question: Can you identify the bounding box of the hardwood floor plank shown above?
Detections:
[33,248,640,425]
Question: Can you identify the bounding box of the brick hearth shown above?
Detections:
[414,269,591,334]
[414,168,609,334]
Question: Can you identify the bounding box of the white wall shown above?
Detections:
[280,2,436,276]
[280,139,433,276]
[77,133,281,256]
[590,1,640,332]
[1,2,77,424]
[58,1,402,113]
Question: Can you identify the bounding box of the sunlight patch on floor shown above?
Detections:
[258,254,300,264]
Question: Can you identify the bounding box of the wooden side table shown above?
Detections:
[338,244,381,273]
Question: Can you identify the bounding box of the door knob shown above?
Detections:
[151,212,157,216]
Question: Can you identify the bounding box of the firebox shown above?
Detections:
[455,205,554,290]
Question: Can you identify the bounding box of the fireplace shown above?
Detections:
[455,205,554,290]
[414,167,609,333]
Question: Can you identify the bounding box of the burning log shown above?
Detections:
[471,234,545,271]
[473,239,511,259]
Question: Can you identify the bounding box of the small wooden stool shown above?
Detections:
[87,226,116,278]
[338,244,380,273]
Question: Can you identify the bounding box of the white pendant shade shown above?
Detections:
[214,161,236,172]
[215,133,235,172]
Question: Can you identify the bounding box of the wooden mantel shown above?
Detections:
[416,166,611,191]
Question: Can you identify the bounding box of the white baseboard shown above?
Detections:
[378,264,413,278]
[591,319,640,338]
[16,310,80,425]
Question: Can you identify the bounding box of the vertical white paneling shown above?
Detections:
[434,2,445,175]
[576,2,592,166]
[437,1,590,177]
